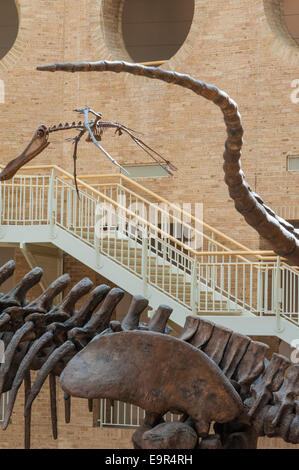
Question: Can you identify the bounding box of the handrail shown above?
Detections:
[191,251,277,256]
[140,61,165,66]
[281,261,299,275]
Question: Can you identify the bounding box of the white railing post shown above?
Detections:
[257,262,262,316]
[191,256,198,314]
[66,186,72,228]
[99,399,103,428]
[94,198,102,268]
[142,231,148,297]
[275,256,283,332]
[47,169,56,239]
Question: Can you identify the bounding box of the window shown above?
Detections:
[287,155,299,171]
[0,0,19,61]
[122,0,195,63]
[284,0,299,45]
[121,164,169,178]
[264,0,299,50]
[94,398,181,428]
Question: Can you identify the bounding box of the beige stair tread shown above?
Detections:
[196,311,243,316]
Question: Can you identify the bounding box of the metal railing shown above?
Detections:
[280,262,299,325]
[78,172,275,263]
[98,399,180,428]
[0,165,298,327]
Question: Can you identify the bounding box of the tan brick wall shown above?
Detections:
[0,377,134,449]
[0,0,298,449]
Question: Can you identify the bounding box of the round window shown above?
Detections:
[0,0,19,61]
[121,0,195,63]
[283,0,299,45]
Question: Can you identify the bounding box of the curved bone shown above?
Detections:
[60,330,244,437]
[178,316,201,342]
[219,332,251,380]
[1,279,99,431]
[67,284,111,327]
[37,60,299,264]
[24,340,76,417]
[0,126,50,181]
[49,373,58,440]
[121,295,149,330]
[20,277,94,338]
[0,260,15,290]
[49,284,111,343]
[64,393,71,423]
[16,285,111,431]
[0,307,31,332]
[179,318,217,353]
[148,305,173,333]
[201,324,232,366]
[57,277,93,316]
[0,274,72,334]
[26,274,71,312]
[2,330,54,430]
[0,267,43,311]
[24,370,31,450]
[0,312,10,329]
[68,287,125,348]
[232,340,269,395]
[0,322,33,395]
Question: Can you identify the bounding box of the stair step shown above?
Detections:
[116,259,173,268]
[196,311,243,316]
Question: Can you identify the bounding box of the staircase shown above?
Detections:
[0,164,298,344]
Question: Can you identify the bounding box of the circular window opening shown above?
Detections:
[122,0,195,63]
[0,0,19,61]
[283,0,299,45]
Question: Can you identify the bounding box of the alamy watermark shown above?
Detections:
[290,339,299,364]
[94,199,204,250]
[290,79,299,104]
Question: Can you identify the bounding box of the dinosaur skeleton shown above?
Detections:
[0,260,297,449]
[0,61,298,448]
[0,106,177,194]
[30,60,299,266]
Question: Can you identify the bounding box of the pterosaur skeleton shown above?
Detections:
[0,106,176,194]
